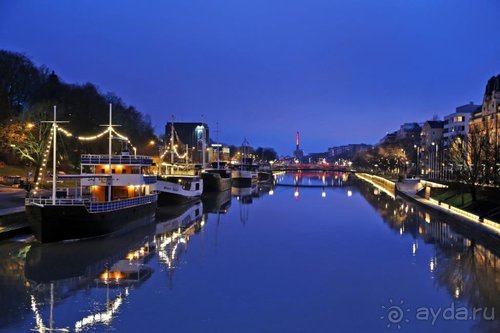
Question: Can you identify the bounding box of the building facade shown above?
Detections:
[396,122,421,140]
[443,102,480,145]
[420,120,444,177]
[469,75,500,151]
[328,144,372,159]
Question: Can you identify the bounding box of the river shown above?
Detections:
[0,172,498,333]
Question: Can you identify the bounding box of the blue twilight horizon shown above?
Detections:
[0,0,499,155]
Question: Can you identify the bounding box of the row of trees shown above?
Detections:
[448,123,499,200]
[0,50,157,180]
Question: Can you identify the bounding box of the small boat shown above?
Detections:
[231,138,258,187]
[25,106,157,243]
[231,157,258,187]
[257,163,273,183]
[202,124,231,192]
[202,162,232,192]
[156,116,204,205]
[156,175,203,205]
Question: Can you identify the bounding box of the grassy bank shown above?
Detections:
[431,184,500,222]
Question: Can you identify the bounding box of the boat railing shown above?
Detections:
[25,197,92,206]
[143,175,157,184]
[81,154,153,166]
[86,194,157,213]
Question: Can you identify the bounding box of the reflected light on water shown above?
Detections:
[412,241,418,256]
[347,190,352,197]
[74,288,128,332]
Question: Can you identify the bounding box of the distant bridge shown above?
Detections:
[272,164,355,172]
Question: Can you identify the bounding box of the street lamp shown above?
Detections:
[414,144,420,177]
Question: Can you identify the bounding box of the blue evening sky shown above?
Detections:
[1,0,499,155]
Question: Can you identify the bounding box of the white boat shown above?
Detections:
[156,175,203,205]
[232,157,258,187]
[156,116,204,205]
[231,138,258,187]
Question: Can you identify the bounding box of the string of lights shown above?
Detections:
[159,128,188,160]
[33,126,55,194]
[77,128,109,141]
[56,126,138,153]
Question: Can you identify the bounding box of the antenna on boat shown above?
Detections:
[99,103,121,202]
[41,105,68,205]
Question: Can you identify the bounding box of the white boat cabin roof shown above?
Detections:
[81,154,154,166]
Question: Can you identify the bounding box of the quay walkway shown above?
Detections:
[0,206,29,241]
[355,173,500,242]
[0,186,29,240]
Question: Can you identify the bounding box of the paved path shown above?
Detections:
[0,206,24,216]
[0,186,28,239]
[396,185,500,238]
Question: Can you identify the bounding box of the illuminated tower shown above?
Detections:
[293,130,304,161]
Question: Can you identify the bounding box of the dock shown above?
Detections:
[0,187,30,240]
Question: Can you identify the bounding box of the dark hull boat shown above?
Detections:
[258,171,273,183]
[231,153,258,188]
[25,107,159,244]
[26,197,157,243]
[202,170,231,192]
[231,170,258,187]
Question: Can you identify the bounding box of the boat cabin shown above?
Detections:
[80,153,156,202]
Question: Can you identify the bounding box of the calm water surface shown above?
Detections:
[0,172,499,333]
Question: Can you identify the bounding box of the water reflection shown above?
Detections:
[1,173,499,332]
[23,215,156,332]
[357,180,500,333]
[231,184,275,224]
[275,171,350,187]
[156,200,205,286]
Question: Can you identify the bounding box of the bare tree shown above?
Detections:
[448,124,492,201]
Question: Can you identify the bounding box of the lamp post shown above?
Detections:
[431,142,439,179]
[414,144,420,177]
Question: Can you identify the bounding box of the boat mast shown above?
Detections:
[108,104,112,202]
[42,105,67,204]
[52,106,57,205]
[170,115,175,174]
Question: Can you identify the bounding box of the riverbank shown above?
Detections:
[355,173,500,243]
[0,186,29,240]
